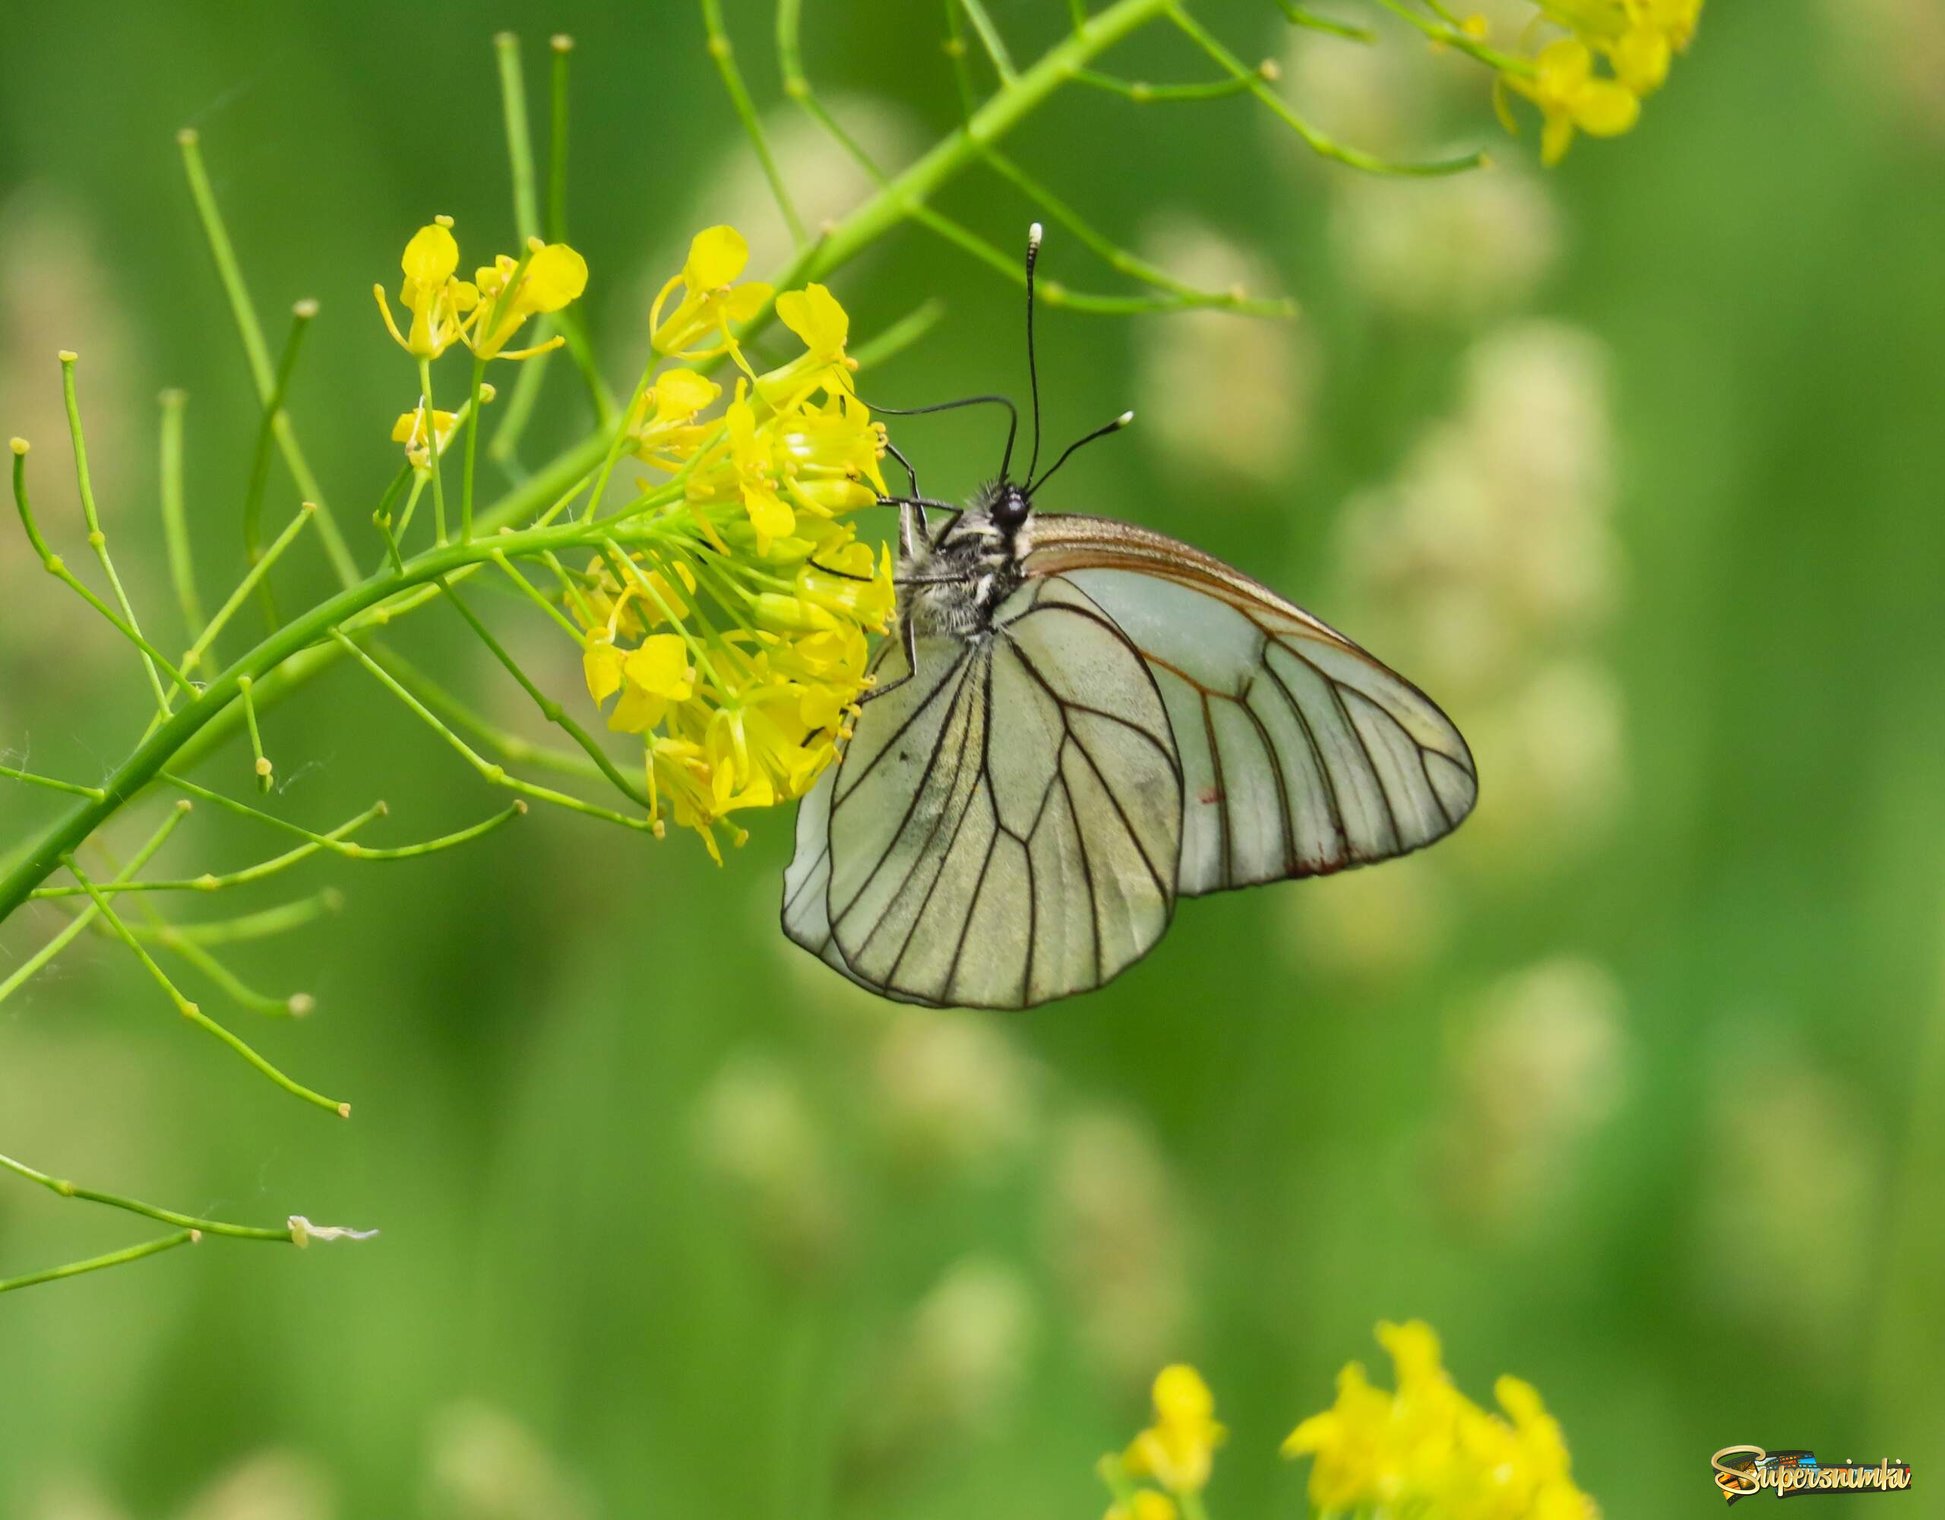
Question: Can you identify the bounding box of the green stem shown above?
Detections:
[237,674,273,791]
[149,890,343,948]
[0,1151,297,1241]
[62,353,169,715]
[700,0,809,248]
[157,387,205,637]
[1,764,104,801]
[547,34,573,242]
[418,358,449,542]
[494,31,542,238]
[241,300,317,627]
[0,1232,199,1293]
[182,502,316,677]
[461,355,487,542]
[176,129,360,587]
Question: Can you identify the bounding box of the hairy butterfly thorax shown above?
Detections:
[898,480,1034,641]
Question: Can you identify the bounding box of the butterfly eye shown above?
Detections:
[992,487,1031,531]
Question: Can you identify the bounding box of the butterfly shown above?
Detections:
[783,226,1477,1008]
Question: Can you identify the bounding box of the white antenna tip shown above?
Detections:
[1117,410,1135,426]
[1028,221,1044,246]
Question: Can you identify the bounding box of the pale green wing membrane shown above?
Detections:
[783,577,1182,1009]
[1027,515,1477,896]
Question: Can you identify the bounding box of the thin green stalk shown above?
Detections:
[0,1152,292,1241]
[181,502,316,677]
[176,130,360,588]
[11,442,197,699]
[161,775,526,863]
[700,0,808,248]
[149,889,343,948]
[1276,0,1376,42]
[494,31,542,237]
[461,354,487,541]
[0,1232,198,1294]
[1369,0,1532,73]
[157,388,204,637]
[63,857,349,1116]
[61,353,169,715]
[547,34,573,242]
[1073,66,1265,100]
[369,646,603,782]
[0,803,189,1006]
[958,0,1019,81]
[1163,2,1485,175]
[419,358,449,542]
[332,629,654,833]
[29,804,383,900]
[439,576,652,808]
[237,675,273,792]
[1,764,104,802]
[155,928,310,1017]
[241,299,318,626]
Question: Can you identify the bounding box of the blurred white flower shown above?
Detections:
[1434,956,1627,1230]
[1042,1109,1191,1386]
[179,1450,334,1520]
[1135,216,1317,488]
[1331,168,1560,325]
[691,1050,844,1273]
[1820,0,1945,140]
[872,1010,1040,1182]
[1287,851,1453,983]
[423,1403,594,1520]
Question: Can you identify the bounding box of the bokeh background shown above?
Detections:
[3,0,1943,1515]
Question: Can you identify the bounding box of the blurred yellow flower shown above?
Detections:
[374,216,478,358]
[1105,1492,1178,1520]
[391,402,458,469]
[1283,1320,1599,1520]
[1124,1364,1227,1496]
[1522,39,1642,164]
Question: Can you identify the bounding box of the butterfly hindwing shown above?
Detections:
[1027,515,1477,896]
[796,578,1182,1009]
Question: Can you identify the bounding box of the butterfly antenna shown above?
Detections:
[1029,411,1134,496]
[1017,221,1045,486]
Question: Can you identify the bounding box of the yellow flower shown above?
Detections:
[466,238,589,360]
[390,402,458,469]
[650,225,773,358]
[1123,1365,1227,1497]
[1105,1493,1177,1520]
[1520,39,1642,165]
[373,216,479,358]
[1282,1321,1600,1520]
[723,386,796,552]
[631,368,723,470]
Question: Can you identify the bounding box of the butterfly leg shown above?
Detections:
[859,613,918,706]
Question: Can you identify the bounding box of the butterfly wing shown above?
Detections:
[1025,515,1477,896]
[784,577,1183,1009]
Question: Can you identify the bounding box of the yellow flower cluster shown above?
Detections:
[577,225,894,858]
[1100,1365,1227,1520]
[1283,1321,1598,1520]
[1488,0,1704,164]
[375,215,588,463]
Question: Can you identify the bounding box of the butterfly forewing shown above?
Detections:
[798,578,1182,1009]
[1027,515,1477,896]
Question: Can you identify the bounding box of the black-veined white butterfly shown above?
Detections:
[783,226,1477,1008]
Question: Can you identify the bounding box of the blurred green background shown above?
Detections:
[3,0,1943,1515]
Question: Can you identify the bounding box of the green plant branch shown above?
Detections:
[28,803,384,900]
[142,889,344,948]
[157,387,205,637]
[177,129,361,588]
[182,502,316,678]
[370,645,606,782]
[701,0,809,250]
[62,855,349,1116]
[241,299,317,627]
[0,802,190,1007]
[61,353,170,716]
[0,1231,199,1294]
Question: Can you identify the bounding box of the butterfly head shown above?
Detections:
[989,481,1033,533]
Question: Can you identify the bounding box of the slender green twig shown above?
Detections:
[1073,66,1266,100]
[236,675,273,792]
[157,388,204,637]
[62,856,349,1116]
[700,0,808,248]
[332,629,654,832]
[143,889,343,948]
[958,0,1019,81]
[1165,2,1485,175]
[439,575,652,808]
[1368,0,1532,72]
[29,803,383,899]
[0,802,189,1006]
[1,764,104,802]
[0,1152,292,1241]
[61,353,170,715]
[547,34,573,242]
[0,1232,199,1293]
[241,299,317,626]
[418,359,449,543]
[181,502,316,678]
[371,645,602,781]
[494,32,543,236]
[161,774,526,863]
[1276,0,1376,42]
[175,130,360,587]
[10,441,197,700]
